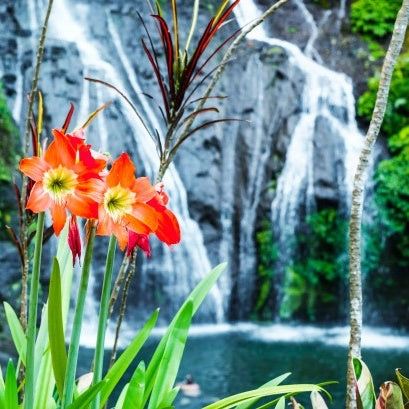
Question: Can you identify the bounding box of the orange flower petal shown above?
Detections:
[132,177,156,202]
[155,209,181,245]
[76,178,106,203]
[96,207,114,236]
[67,193,98,219]
[50,203,67,236]
[130,203,159,231]
[124,215,152,235]
[26,183,52,213]
[48,129,76,168]
[19,157,50,181]
[106,153,136,188]
[112,224,129,250]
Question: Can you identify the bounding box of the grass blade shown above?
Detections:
[148,301,193,409]
[48,257,67,400]
[98,309,159,408]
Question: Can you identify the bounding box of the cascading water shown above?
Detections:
[234,0,363,314]
[24,0,224,337]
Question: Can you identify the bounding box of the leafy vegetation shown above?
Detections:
[254,219,277,320]
[350,0,401,38]
[280,208,348,321]
[0,82,20,240]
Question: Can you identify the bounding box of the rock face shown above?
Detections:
[0,0,363,323]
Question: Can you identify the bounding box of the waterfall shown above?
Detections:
[26,0,225,330]
[234,1,363,312]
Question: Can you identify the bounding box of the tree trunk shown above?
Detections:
[346,2,409,409]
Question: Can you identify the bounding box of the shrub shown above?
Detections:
[350,0,401,38]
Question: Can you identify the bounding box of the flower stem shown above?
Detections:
[92,235,117,409]
[24,211,45,409]
[62,224,97,408]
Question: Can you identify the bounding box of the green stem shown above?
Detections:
[24,211,45,409]
[62,225,97,408]
[92,235,117,409]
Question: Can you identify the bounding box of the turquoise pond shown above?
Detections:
[78,324,409,408]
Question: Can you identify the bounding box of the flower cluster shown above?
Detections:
[19,126,180,260]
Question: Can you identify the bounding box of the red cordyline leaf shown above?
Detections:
[62,102,75,133]
[153,15,176,100]
[143,0,241,121]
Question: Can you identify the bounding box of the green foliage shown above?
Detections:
[312,0,330,8]
[280,208,348,321]
[0,82,20,183]
[0,82,20,240]
[254,219,277,319]
[350,0,401,39]
[358,52,409,137]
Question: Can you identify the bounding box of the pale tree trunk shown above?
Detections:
[346,2,409,409]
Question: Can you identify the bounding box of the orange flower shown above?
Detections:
[19,129,106,235]
[96,152,181,250]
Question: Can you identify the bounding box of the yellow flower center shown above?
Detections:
[43,165,78,204]
[104,185,135,222]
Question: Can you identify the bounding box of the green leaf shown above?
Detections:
[274,396,285,409]
[122,361,146,409]
[148,301,193,409]
[65,381,107,409]
[143,263,226,406]
[98,309,159,408]
[4,302,26,365]
[48,257,67,400]
[5,360,18,409]
[353,358,376,409]
[236,373,292,409]
[396,369,409,402]
[202,384,324,409]
[0,365,6,409]
[377,382,404,409]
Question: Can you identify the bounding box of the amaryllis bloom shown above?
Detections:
[97,152,181,250]
[19,129,106,235]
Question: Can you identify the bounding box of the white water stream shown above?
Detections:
[234,0,363,300]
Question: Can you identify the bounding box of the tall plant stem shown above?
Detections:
[20,0,54,332]
[62,225,97,408]
[156,0,291,181]
[109,250,137,369]
[346,2,409,409]
[92,235,117,409]
[24,211,45,409]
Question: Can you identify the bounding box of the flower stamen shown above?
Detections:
[43,165,78,204]
[104,184,135,223]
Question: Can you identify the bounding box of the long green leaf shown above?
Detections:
[5,360,18,409]
[236,373,292,409]
[0,365,6,409]
[65,381,107,409]
[396,369,409,402]
[203,384,323,409]
[3,303,26,365]
[148,301,193,409]
[122,361,146,409]
[353,358,376,409]
[35,222,73,409]
[48,257,67,400]
[98,309,159,408]
[143,263,226,406]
